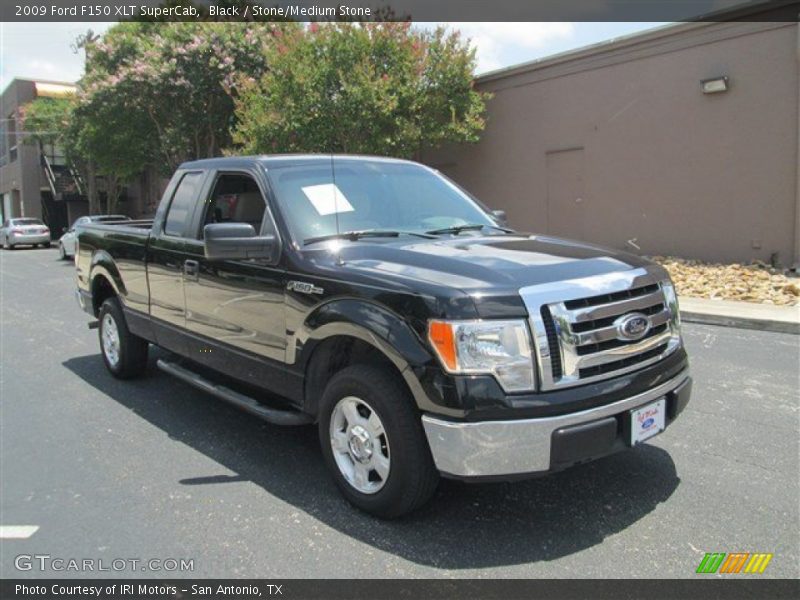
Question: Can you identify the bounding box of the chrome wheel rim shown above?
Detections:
[102,313,121,367]
[329,396,390,494]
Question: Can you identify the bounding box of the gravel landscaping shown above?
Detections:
[651,256,800,306]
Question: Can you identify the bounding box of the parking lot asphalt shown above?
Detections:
[1,247,798,579]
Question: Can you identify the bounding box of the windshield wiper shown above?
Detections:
[426,223,514,235]
[303,230,435,246]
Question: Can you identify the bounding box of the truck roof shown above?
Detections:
[179,154,416,170]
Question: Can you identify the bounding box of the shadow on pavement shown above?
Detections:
[63,351,680,570]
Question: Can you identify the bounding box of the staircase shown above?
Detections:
[41,151,84,202]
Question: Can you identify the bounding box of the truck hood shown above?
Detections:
[318,233,656,317]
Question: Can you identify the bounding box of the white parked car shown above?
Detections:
[58,215,131,259]
[0,218,51,249]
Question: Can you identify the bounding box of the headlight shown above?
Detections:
[428,319,535,392]
[661,279,681,330]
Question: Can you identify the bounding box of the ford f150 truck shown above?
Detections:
[75,155,691,518]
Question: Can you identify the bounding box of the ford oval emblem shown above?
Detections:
[615,312,651,341]
[642,417,655,428]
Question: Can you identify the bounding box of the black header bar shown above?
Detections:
[2,0,799,23]
[2,579,800,600]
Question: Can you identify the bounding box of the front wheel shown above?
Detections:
[319,365,439,518]
[98,297,148,379]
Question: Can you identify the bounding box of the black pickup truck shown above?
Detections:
[75,155,691,518]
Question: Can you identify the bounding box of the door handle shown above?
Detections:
[183,260,200,281]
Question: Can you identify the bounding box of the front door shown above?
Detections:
[181,170,287,391]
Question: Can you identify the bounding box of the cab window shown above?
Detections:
[199,173,266,238]
[164,172,204,237]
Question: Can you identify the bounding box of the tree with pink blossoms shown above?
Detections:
[78,22,295,174]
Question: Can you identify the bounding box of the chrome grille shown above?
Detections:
[521,266,681,390]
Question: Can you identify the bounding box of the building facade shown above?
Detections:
[1,79,84,234]
[425,20,800,268]
[0,78,159,237]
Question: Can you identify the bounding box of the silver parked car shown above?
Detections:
[58,215,131,259]
[0,218,51,249]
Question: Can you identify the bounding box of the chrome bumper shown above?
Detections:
[422,370,690,478]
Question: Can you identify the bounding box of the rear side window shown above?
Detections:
[164,172,203,237]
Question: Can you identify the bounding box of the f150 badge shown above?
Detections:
[287,281,324,295]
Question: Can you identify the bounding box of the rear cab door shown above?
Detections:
[146,169,210,354]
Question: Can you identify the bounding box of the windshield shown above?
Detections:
[264,159,497,245]
[12,219,43,226]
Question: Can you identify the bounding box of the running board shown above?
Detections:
[156,359,312,426]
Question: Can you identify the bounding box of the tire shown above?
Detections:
[319,364,439,518]
[42,242,51,248]
[98,297,149,379]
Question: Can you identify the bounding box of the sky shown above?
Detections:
[0,21,669,90]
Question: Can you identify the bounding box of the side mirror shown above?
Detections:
[491,209,508,226]
[203,223,276,262]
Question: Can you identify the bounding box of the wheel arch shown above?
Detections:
[295,299,437,418]
[89,253,125,316]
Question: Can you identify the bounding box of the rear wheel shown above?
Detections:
[42,242,51,248]
[98,297,148,379]
[319,365,439,518]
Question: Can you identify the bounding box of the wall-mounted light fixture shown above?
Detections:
[701,76,729,94]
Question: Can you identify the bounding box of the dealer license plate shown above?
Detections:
[629,398,666,445]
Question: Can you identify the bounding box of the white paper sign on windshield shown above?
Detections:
[302,183,355,216]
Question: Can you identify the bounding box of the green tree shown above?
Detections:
[232,23,489,158]
[69,92,153,214]
[19,96,106,212]
[80,21,290,172]
[19,96,73,150]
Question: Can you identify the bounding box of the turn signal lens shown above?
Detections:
[428,320,457,370]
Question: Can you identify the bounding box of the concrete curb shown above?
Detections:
[678,297,800,335]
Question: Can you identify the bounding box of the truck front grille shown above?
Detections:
[521,266,681,391]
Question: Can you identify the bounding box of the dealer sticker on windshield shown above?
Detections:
[302,183,355,216]
[630,398,666,445]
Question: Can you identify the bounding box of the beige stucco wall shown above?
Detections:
[425,22,800,266]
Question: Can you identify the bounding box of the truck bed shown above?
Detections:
[80,219,154,233]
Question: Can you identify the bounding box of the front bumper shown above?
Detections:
[10,233,50,245]
[422,370,691,479]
